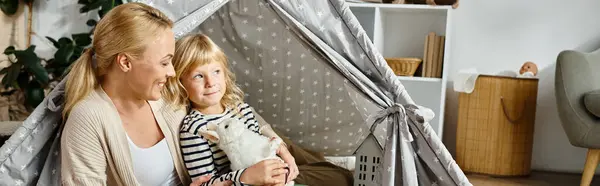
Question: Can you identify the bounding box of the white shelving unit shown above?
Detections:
[348,2,454,138]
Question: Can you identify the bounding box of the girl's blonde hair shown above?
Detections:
[63,2,174,117]
[171,33,245,110]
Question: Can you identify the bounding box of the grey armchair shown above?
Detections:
[556,48,600,186]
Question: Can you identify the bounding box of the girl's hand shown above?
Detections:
[190,175,232,186]
[211,181,233,186]
[240,159,289,185]
[190,175,211,186]
[275,139,299,183]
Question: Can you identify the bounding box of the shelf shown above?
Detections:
[347,0,452,138]
[396,76,442,82]
[347,2,451,13]
[348,6,376,40]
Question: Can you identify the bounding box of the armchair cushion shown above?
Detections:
[584,90,600,118]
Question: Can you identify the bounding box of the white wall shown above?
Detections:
[442,0,600,174]
[31,1,95,59]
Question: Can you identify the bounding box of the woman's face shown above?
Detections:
[126,29,176,101]
[180,61,227,112]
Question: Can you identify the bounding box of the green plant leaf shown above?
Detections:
[72,33,92,46]
[73,46,84,55]
[25,81,44,108]
[4,46,15,54]
[70,46,84,63]
[44,58,55,66]
[58,37,73,47]
[99,0,120,18]
[44,59,60,78]
[16,71,29,90]
[86,19,97,26]
[61,62,76,77]
[56,67,67,78]
[12,46,48,85]
[16,45,40,68]
[0,0,19,16]
[45,37,60,48]
[80,0,104,13]
[1,62,22,88]
[54,43,75,65]
[28,62,49,85]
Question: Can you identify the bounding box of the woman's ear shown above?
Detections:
[116,53,132,72]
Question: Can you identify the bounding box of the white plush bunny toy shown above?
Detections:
[199,118,294,186]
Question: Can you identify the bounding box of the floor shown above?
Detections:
[466,171,600,186]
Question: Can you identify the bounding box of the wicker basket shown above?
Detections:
[385,58,422,76]
[456,75,539,176]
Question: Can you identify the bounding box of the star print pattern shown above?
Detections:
[0,107,64,185]
[192,0,384,156]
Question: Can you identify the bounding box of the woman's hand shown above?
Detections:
[240,159,289,185]
[275,140,299,183]
[189,175,232,186]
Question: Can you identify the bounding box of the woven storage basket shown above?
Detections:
[455,75,538,176]
[385,58,422,76]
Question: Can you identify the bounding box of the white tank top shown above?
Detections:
[127,134,179,186]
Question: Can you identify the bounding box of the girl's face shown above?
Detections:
[181,61,227,114]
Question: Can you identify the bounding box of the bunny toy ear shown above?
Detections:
[199,122,220,143]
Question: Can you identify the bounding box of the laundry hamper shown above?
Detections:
[455,75,539,176]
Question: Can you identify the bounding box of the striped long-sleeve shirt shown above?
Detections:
[180,103,261,186]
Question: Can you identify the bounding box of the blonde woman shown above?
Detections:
[60,3,217,186]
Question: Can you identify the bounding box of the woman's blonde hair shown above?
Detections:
[63,2,174,117]
[171,33,245,110]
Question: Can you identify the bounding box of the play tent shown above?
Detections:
[0,0,471,185]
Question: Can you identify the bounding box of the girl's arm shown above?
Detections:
[200,141,247,185]
[249,107,298,183]
[180,132,218,180]
[199,168,246,186]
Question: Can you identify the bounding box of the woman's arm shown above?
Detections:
[60,109,107,186]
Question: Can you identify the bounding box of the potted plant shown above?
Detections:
[0,0,123,121]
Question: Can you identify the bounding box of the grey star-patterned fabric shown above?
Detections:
[0,79,65,186]
[0,0,471,186]
[190,1,382,156]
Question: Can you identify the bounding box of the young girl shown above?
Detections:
[171,34,297,186]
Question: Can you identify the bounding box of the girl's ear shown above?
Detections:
[116,53,132,72]
[199,122,220,143]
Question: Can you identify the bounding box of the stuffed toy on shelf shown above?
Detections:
[518,61,538,78]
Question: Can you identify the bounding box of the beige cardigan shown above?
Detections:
[60,88,191,186]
